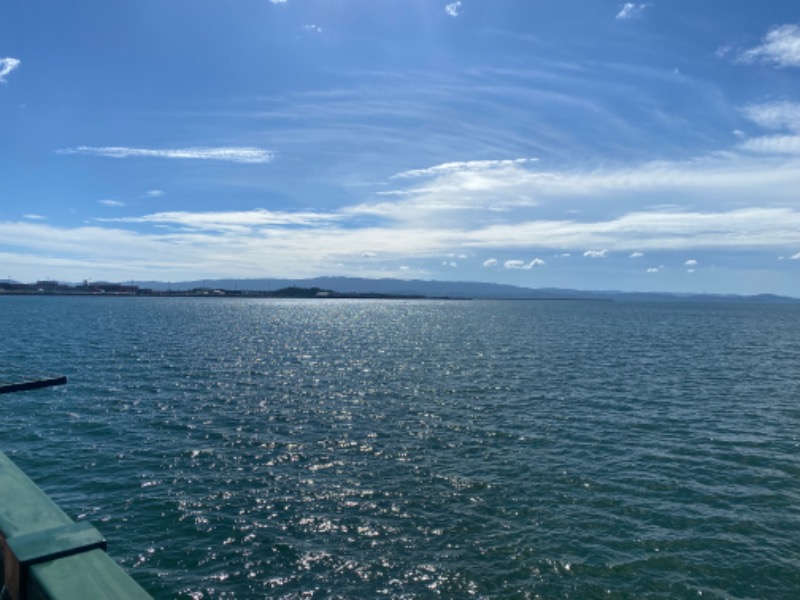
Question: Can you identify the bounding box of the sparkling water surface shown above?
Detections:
[1,296,799,599]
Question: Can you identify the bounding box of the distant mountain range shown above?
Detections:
[135,276,800,303]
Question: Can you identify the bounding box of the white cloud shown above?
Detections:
[739,101,800,156]
[742,101,800,132]
[23,214,45,220]
[791,252,800,260]
[616,3,647,20]
[303,24,322,33]
[270,0,287,4]
[0,58,20,83]
[371,153,800,228]
[684,259,698,267]
[145,190,164,198]
[647,267,660,273]
[99,199,125,207]
[57,146,275,164]
[483,258,498,267]
[504,258,545,270]
[468,207,800,252]
[630,251,644,258]
[738,24,800,67]
[584,249,609,258]
[445,2,462,17]
[738,135,800,155]
[391,158,536,179]
[362,252,377,258]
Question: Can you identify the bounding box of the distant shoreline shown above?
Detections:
[0,285,469,301]
[3,277,798,303]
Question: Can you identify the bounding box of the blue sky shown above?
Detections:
[2,0,800,295]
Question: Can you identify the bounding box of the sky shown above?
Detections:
[2,0,800,295]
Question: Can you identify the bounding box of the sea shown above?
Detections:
[1,296,799,599]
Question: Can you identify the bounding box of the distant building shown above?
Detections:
[35,280,61,288]
[35,280,68,292]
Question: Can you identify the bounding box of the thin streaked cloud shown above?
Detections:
[738,135,800,155]
[391,158,537,179]
[741,101,800,132]
[57,146,275,164]
[103,208,340,231]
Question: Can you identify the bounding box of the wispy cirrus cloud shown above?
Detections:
[391,158,537,179]
[0,58,21,83]
[57,146,275,164]
[737,24,800,67]
[102,208,340,232]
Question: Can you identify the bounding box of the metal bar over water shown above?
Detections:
[0,377,68,395]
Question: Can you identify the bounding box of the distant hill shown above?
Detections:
[134,276,800,303]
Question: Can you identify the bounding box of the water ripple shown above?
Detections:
[2,297,800,598]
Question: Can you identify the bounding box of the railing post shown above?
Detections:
[0,453,151,599]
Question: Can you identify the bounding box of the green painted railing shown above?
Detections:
[0,452,152,600]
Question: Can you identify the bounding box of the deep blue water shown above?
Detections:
[1,296,800,599]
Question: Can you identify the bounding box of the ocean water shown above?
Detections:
[1,296,799,599]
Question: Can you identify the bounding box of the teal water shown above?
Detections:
[1,297,799,599]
